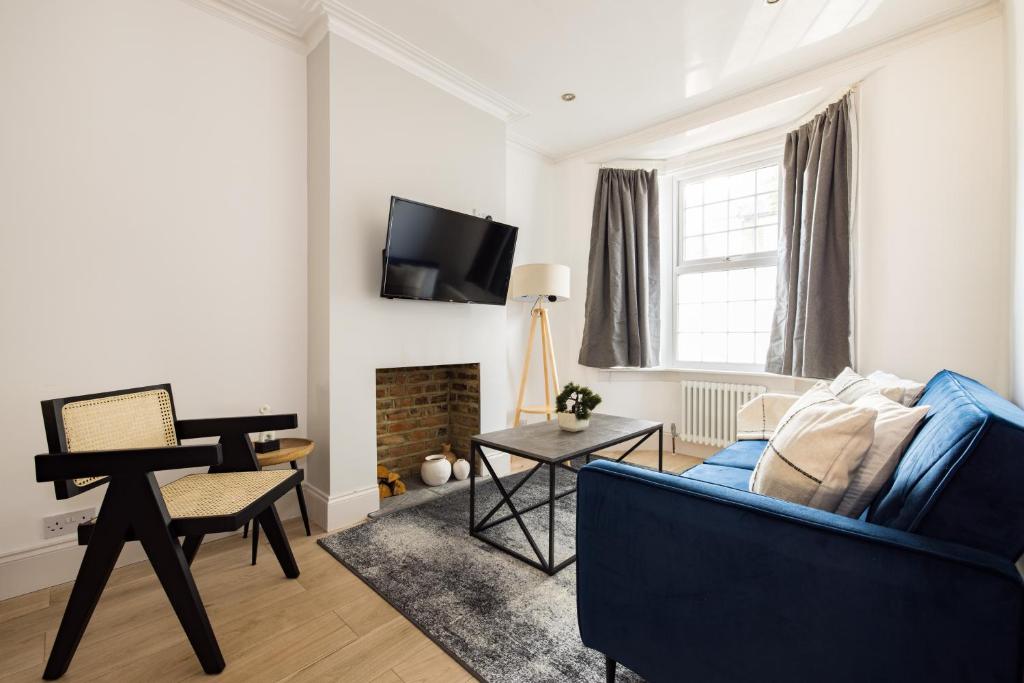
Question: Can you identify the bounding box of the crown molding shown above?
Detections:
[318,0,529,123]
[180,0,531,124]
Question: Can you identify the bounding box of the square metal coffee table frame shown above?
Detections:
[469,415,663,575]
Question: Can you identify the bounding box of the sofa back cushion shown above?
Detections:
[865,370,1024,559]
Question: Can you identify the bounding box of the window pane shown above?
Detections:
[729,170,755,199]
[703,271,727,302]
[701,302,727,332]
[756,165,778,193]
[684,182,703,207]
[755,332,771,364]
[703,232,726,259]
[677,333,701,361]
[678,304,701,333]
[685,207,703,236]
[755,300,775,332]
[684,236,703,261]
[728,333,755,364]
[728,228,756,257]
[756,266,776,299]
[756,192,778,225]
[677,273,701,303]
[728,268,756,300]
[702,333,727,362]
[705,176,729,203]
[756,225,777,252]
[728,196,756,230]
[704,201,728,233]
[728,301,755,332]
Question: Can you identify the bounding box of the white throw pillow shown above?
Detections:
[736,393,800,440]
[750,385,876,513]
[829,367,903,404]
[867,370,926,407]
[834,393,929,518]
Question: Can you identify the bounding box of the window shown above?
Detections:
[673,156,781,370]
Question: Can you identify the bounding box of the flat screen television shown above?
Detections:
[380,196,518,305]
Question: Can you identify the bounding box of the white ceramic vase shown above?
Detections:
[452,458,470,481]
[558,412,590,432]
[421,454,452,486]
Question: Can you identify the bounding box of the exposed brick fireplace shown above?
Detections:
[375,363,481,479]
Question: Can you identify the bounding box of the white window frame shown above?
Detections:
[669,146,784,373]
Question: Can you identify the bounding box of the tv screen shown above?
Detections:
[380,196,518,305]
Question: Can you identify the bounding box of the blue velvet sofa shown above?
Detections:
[577,370,1024,683]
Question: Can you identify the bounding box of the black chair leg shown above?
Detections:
[257,504,300,578]
[182,535,203,566]
[251,519,259,565]
[292,461,311,536]
[606,656,617,683]
[43,510,128,679]
[242,521,249,539]
[133,476,224,675]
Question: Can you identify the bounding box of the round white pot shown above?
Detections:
[452,458,470,481]
[558,412,590,432]
[421,454,452,486]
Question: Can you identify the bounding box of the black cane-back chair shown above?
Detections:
[35,384,303,679]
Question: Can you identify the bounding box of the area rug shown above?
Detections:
[318,466,644,682]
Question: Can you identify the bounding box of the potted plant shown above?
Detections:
[556,382,602,432]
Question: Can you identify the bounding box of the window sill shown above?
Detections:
[596,366,816,393]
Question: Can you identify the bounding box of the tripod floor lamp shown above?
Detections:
[510,263,570,425]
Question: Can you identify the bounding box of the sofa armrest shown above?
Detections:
[577,460,1022,683]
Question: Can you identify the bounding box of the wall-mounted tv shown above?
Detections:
[380,196,518,306]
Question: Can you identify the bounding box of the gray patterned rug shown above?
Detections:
[318,466,644,682]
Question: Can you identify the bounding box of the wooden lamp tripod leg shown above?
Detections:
[539,306,552,420]
[539,307,560,406]
[513,308,539,426]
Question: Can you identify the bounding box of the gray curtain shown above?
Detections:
[766,94,853,378]
[578,168,660,368]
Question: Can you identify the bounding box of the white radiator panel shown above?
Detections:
[681,381,766,448]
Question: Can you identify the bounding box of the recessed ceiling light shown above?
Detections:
[561,93,576,102]
[765,0,781,4]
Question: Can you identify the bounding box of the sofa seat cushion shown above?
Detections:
[681,463,752,491]
[704,440,766,470]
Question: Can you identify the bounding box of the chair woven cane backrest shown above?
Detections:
[61,389,178,487]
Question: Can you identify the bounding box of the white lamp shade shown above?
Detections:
[510,263,570,302]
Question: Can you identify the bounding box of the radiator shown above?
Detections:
[681,381,766,448]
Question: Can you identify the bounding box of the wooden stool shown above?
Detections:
[245,438,314,564]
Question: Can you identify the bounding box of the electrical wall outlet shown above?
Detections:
[43,508,95,539]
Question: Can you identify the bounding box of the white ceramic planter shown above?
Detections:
[558,412,590,432]
[421,454,452,486]
[452,458,470,481]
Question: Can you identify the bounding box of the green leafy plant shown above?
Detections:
[556,382,602,420]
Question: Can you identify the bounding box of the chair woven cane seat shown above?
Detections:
[160,470,295,518]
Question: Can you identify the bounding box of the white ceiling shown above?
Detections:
[215,0,993,159]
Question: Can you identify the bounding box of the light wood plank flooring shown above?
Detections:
[0,518,472,682]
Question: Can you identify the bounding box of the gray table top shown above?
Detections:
[471,413,662,463]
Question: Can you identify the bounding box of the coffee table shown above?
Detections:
[469,414,663,575]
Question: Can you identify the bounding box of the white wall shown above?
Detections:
[857,16,1009,395]
[546,13,1011,433]
[0,0,307,598]
[1007,0,1024,404]
[305,34,509,529]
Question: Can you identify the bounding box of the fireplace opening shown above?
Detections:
[375,363,480,493]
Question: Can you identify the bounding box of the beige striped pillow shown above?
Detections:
[751,385,877,513]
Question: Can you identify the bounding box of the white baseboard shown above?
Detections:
[302,482,379,532]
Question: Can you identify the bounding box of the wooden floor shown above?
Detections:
[0,518,473,682]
